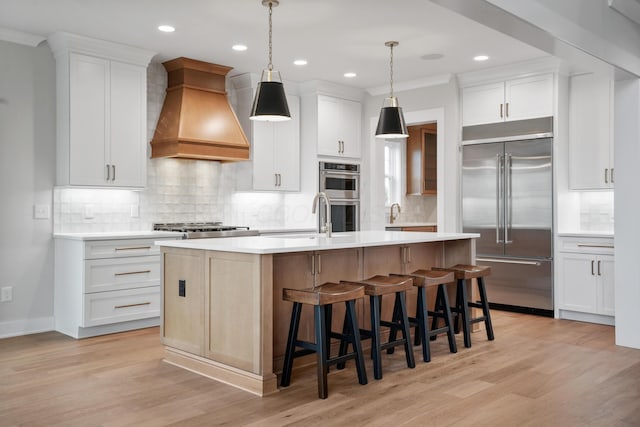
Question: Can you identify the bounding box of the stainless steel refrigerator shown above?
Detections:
[462,120,553,315]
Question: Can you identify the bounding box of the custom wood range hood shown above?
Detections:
[150,57,249,161]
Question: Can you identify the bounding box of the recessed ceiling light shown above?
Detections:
[293,59,308,66]
[157,25,175,33]
[232,44,248,51]
[474,55,489,61]
[344,72,357,78]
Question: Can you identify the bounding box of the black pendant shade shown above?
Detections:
[250,80,290,121]
[376,104,408,139]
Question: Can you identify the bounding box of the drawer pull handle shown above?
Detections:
[114,270,151,276]
[576,244,614,249]
[115,302,151,309]
[114,246,152,251]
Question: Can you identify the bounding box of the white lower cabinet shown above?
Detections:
[54,235,179,338]
[557,236,614,324]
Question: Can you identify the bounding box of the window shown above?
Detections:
[384,140,402,206]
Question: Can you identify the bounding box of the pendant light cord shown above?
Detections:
[389,43,394,98]
[268,2,273,71]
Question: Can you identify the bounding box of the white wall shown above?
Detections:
[614,79,640,349]
[362,78,460,232]
[0,40,56,337]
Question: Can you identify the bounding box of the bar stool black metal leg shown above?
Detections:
[346,300,368,385]
[430,288,442,342]
[416,287,431,362]
[453,285,462,334]
[397,291,416,369]
[477,277,495,341]
[336,308,350,370]
[438,284,457,354]
[281,302,302,387]
[386,295,401,354]
[325,304,332,366]
[458,279,472,348]
[370,295,383,380]
[314,305,329,399]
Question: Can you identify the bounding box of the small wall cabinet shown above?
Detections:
[557,235,614,325]
[48,33,154,188]
[231,74,301,192]
[568,72,614,190]
[461,74,553,126]
[54,234,180,338]
[406,123,437,195]
[317,95,362,158]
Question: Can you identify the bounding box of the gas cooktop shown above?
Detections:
[153,222,258,239]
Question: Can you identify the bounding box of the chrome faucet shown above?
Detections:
[389,203,401,224]
[312,192,332,237]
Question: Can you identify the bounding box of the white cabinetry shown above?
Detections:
[54,234,179,338]
[317,95,362,158]
[48,32,154,188]
[557,235,614,325]
[462,74,554,126]
[231,74,300,191]
[568,72,614,190]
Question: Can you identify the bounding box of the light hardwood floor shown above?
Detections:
[2,311,640,426]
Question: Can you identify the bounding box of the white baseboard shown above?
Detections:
[0,316,55,339]
[559,310,615,326]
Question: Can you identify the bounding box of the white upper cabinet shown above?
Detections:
[48,32,154,188]
[568,72,614,190]
[317,95,361,158]
[231,73,301,192]
[462,74,554,126]
[251,95,300,191]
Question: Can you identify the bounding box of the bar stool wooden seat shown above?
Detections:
[340,275,415,380]
[433,264,494,348]
[280,282,367,399]
[390,269,458,362]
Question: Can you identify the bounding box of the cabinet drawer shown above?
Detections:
[84,256,160,293]
[84,238,160,259]
[83,286,160,327]
[558,236,614,255]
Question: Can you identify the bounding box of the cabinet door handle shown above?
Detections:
[114,270,151,276]
[317,254,322,274]
[591,260,595,276]
[407,247,411,264]
[112,165,116,182]
[611,168,614,184]
[577,244,614,249]
[275,173,278,186]
[115,246,152,251]
[115,302,151,309]
[505,102,509,118]
[106,164,110,181]
[500,103,503,118]
[597,260,601,276]
[310,254,315,275]
[604,168,608,184]
[278,173,282,186]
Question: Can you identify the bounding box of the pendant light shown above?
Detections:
[375,41,408,138]
[250,0,291,121]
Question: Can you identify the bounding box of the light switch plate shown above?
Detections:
[83,204,94,219]
[34,204,50,219]
[130,204,140,218]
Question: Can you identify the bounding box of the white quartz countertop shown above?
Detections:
[385,222,437,228]
[557,232,614,238]
[54,231,183,240]
[156,230,479,254]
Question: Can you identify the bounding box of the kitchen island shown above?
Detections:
[156,230,478,396]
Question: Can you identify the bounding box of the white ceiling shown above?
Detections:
[0,0,548,90]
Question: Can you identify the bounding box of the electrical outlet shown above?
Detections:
[130,204,140,218]
[83,204,94,219]
[1,286,13,302]
[34,204,50,219]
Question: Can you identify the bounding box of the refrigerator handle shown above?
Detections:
[496,153,503,244]
[505,153,513,244]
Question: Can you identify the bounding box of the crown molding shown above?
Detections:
[0,27,46,47]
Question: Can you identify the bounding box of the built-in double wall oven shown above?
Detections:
[319,161,360,232]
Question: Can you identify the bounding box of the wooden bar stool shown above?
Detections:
[340,275,415,380]
[390,269,457,362]
[433,264,494,348]
[280,282,367,399]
